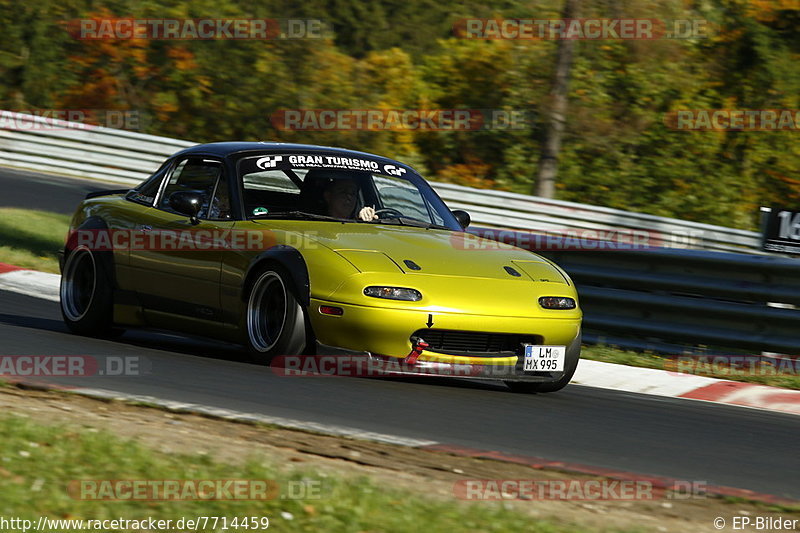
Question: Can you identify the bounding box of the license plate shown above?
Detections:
[523,345,566,372]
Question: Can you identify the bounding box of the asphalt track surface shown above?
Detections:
[1,168,798,500]
[0,167,112,214]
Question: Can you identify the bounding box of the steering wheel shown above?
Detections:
[373,208,404,218]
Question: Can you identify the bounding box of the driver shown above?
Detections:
[322,178,378,221]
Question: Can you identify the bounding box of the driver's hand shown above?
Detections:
[358,206,378,222]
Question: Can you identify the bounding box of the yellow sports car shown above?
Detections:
[59,143,582,392]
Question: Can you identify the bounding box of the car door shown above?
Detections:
[128,156,234,331]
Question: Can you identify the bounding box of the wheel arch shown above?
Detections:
[62,216,117,286]
[63,214,108,257]
[242,245,310,307]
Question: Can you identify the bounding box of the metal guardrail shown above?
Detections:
[470,227,800,354]
[437,182,762,254]
[0,111,761,255]
[0,113,192,184]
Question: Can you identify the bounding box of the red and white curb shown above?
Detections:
[0,263,59,302]
[2,261,799,417]
[573,359,800,416]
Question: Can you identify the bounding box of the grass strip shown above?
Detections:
[0,414,641,533]
[0,208,70,273]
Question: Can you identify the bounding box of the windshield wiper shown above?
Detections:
[251,210,349,222]
[376,216,449,230]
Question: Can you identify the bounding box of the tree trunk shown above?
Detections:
[534,0,581,198]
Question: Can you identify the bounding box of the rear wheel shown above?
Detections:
[244,266,307,363]
[506,333,581,393]
[60,245,116,336]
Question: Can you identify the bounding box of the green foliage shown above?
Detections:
[0,0,797,229]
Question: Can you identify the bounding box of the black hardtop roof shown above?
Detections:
[172,142,404,164]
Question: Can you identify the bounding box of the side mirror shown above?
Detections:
[168,191,203,224]
[452,209,471,229]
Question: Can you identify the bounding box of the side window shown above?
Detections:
[243,170,302,194]
[241,169,305,216]
[209,172,232,220]
[373,174,443,224]
[158,158,229,220]
[127,161,172,206]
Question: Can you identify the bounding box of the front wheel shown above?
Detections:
[60,246,116,336]
[505,333,581,394]
[244,267,307,363]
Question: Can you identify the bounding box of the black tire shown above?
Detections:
[506,333,582,394]
[243,265,307,363]
[60,245,116,336]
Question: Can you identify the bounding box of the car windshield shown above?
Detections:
[238,153,461,230]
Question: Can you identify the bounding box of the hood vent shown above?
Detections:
[403,259,422,271]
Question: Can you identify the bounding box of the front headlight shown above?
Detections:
[539,296,576,309]
[364,286,422,301]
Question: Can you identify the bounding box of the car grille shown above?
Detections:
[412,329,542,356]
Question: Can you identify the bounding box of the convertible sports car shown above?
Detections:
[59,142,582,392]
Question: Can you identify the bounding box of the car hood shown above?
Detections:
[260,222,569,284]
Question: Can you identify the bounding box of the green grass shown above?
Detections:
[582,345,800,390]
[0,208,70,273]
[0,414,638,533]
[719,495,799,514]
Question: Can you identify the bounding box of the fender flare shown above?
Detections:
[243,245,310,306]
[62,216,110,270]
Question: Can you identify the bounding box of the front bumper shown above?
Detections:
[289,342,579,383]
[310,298,580,355]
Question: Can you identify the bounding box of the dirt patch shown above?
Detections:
[1,385,796,533]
